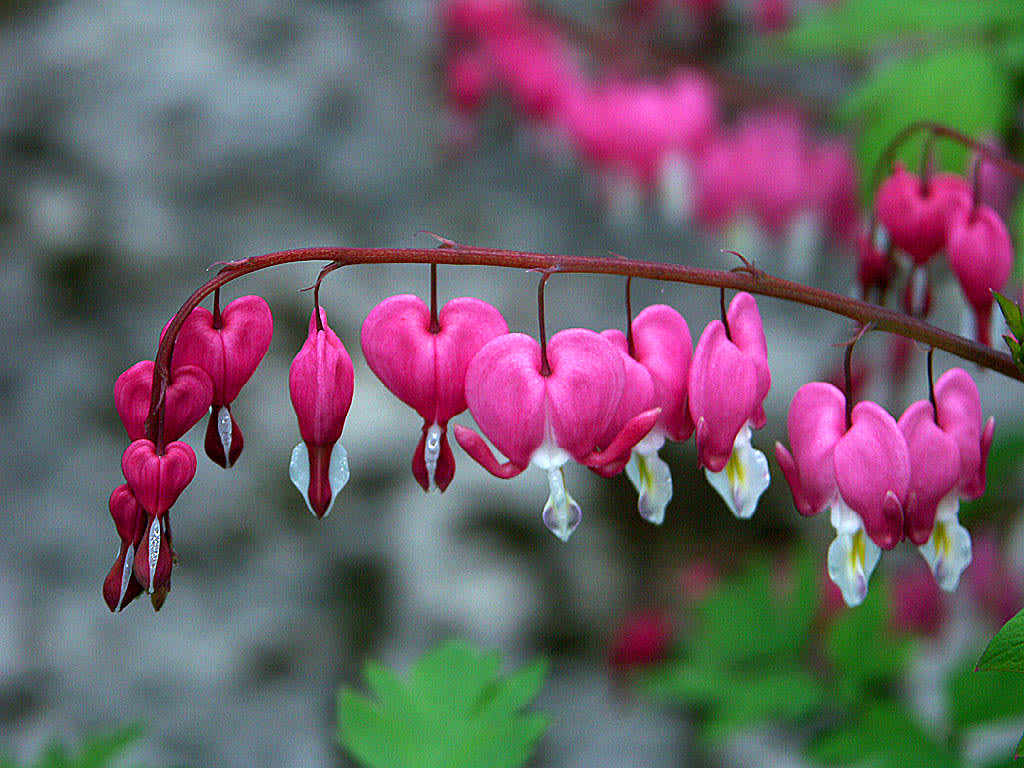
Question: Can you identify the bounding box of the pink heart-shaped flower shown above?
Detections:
[121,439,197,518]
[169,294,273,405]
[898,400,961,545]
[934,367,994,499]
[115,360,213,442]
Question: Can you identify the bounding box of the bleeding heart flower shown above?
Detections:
[121,439,197,519]
[102,484,147,612]
[288,308,354,518]
[361,294,508,492]
[689,292,770,519]
[874,164,970,264]
[899,368,993,590]
[945,202,1013,346]
[114,360,213,442]
[169,295,273,467]
[775,383,910,606]
[602,304,693,524]
[454,328,659,541]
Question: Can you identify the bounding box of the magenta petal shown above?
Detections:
[115,360,213,442]
[361,295,438,420]
[599,330,657,450]
[833,401,909,550]
[362,295,508,424]
[132,514,172,594]
[452,425,527,479]
[779,382,846,516]
[121,439,198,518]
[946,204,1013,314]
[934,368,990,498]
[689,321,758,472]
[545,329,625,461]
[584,407,661,470]
[433,297,509,422]
[463,333,547,468]
[412,424,457,491]
[629,305,694,441]
[726,293,770,428]
[103,542,143,612]
[108,484,146,543]
[898,400,961,545]
[170,295,273,405]
[290,309,354,447]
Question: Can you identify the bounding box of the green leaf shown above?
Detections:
[840,48,1013,203]
[336,639,550,768]
[994,290,1024,339]
[808,704,957,768]
[75,723,145,768]
[978,609,1024,670]
[948,658,1024,726]
[827,579,912,704]
[783,0,1024,56]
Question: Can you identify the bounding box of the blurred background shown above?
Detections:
[2,1,1024,766]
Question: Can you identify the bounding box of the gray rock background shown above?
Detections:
[0,1,1015,766]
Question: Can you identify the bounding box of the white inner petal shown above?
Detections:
[626,449,673,525]
[424,423,442,492]
[119,543,135,608]
[541,467,582,542]
[826,500,881,607]
[657,151,695,225]
[289,442,350,518]
[918,494,972,591]
[216,404,233,463]
[147,517,161,593]
[704,424,769,520]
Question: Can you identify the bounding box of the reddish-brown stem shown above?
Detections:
[537,271,553,377]
[719,286,731,340]
[212,287,222,330]
[874,121,1024,197]
[144,245,1024,444]
[429,262,441,334]
[624,276,635,358]
[927,346,937,416]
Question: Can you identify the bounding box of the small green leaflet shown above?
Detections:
[0,723,145,768]
[977,609,1024,671]
[337,639,550,768]
[994,291,1024,376]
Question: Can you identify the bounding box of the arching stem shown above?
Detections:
[625,276,635,358]
[537,271,554,377]
[429,262,441,334]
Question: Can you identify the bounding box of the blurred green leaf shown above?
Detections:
[948,658,1024,727]
[827,580,912,704]
[994,291,1024,340]
[783,0,1024,55]
[808,704,957,768]
[978,608,1024,670]
[337,639,550,768]
[997,33,1024,71]
[0,724,145,768]
[840,48,1013,202]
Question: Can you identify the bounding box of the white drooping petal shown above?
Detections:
[118,543,135,607]
[657,151,695,226]
[424,423,443,492]
[626,448,673,525]
[289,442,350,518]
[216,404,233,464]
[541,466,582,543]
[147,517,161,593]
[827,500,881,607]
[918,495,973,591]
[704,424,770,520]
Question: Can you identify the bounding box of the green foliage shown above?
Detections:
[643,547,1024,765]
[336,639,550,768]
[643,550,828,742]
[0,724,145,768]
[808,704,957,768]
[978,608,1024,671]
[783,0,1024,56]
[839,48,1013,203]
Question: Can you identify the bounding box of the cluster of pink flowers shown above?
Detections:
[107,288,776,609]
[776,368,993,606]
[440,0,857,240]
[859,163,1015,346]
[107,295,273,610]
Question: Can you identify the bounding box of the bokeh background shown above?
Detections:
[2,1,1022,766]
